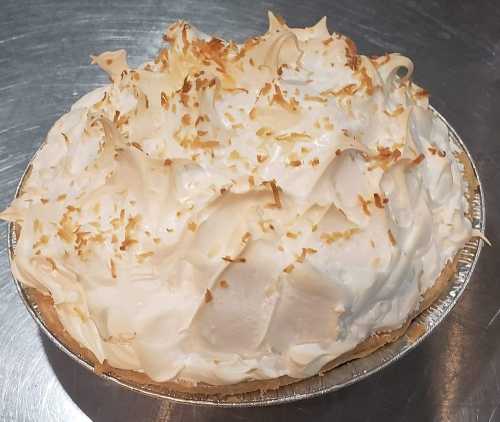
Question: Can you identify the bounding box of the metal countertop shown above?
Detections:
[0,1,499,421]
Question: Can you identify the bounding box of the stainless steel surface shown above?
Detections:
[6,108,485,409]
[0,0,498,420]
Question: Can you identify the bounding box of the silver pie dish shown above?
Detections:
[7,106,485,407]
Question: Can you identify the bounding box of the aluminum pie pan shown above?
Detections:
[7,106,485,407]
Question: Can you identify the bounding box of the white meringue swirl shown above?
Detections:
[1,12,471,385]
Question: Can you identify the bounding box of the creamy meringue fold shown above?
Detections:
[2,12,471,385]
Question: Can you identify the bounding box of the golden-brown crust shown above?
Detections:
[13,146,476,397]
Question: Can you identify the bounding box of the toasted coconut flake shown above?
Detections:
[130,71,140,81]
[411,153,425,166]
[136,251,154,263]
[257,154,268,163]
[164,158,173,166]
[259,83,272,97]
[438,150,446,158]
[415,89,429,98]
[110,259,117,279]
[256,127,273,137]
[258,220,275,233]
[384,105,405,117]
[264,180,282,209]
[125,215,140,232]
[312,223,318,232]
[33,219,43,232]
[223,87,249,94]
[321,83,358,97]
[33,235,49,249]
[181,114,192,126]
[160,92,169,110]
[288,159,302,167]
[358,67,374,95]
[204,289,213,303]
[180,93,190,107]
[296,247,318,263]
[187,221,197,232]
[137,251,154,259]
[373,193,384,209]
[222,255,246,263]
[219,280,229,288]
[367,147,402,171]
[321,228,360,245]
[283,264,295,274]
[276,132,311,142]
[248,175,255,188]
[56,194,67,202]
[40,198,49,204]
[358,195,372,216]
[271,85,299,112]
[61,132,70,144]
[304,94,327,103]
[229,150,241,160]
[324,121,335,131]
[286,231,299,239]
[120,238,138,251]
[57,227,74,243]
[338,208,348,219]
[377,146,392,158]
[45,257,57,271]
[131,142,143,151]
[388,229,397,246]
[249,107,257,120]
[241,232,252,243]
[191,139,220,149]
[345,38,361,70]
[181,77,192,93]
[310,158,320,167]
[90,233,105,244]
[116,115,129,127]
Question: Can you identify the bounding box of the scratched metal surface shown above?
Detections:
[0,0,498,421]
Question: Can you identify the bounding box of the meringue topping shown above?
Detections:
[1,13,471,385]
